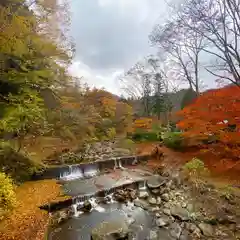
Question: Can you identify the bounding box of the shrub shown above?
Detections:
[183,157,209,178]
[116,139,135,152]
[163,132,184,150]
[0,172,16,219]
[131,131,160,142]
[106,127,116,140]
[0,146,42,182]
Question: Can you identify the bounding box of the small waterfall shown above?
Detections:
[84,164,99,178]
[73,196,105,215]
[59,165,83,181]
[119,159,125,170]
[138,180,147,190]
[114,159,119,170]
[89,197,105,212]
[132,155,138,165]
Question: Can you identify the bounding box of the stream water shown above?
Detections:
[48,201,155,240]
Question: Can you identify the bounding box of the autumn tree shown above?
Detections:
[0,0,74,149]
[177,85,240,158]
[114,101,133,134]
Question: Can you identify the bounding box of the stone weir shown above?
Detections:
[33,154,151,180]
[40,178,148,212]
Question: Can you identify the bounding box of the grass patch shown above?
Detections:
[162,132,184,150]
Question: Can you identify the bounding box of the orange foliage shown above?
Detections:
[133,118,152,130]
[0,180,66,240]
[84,89,117,118]
[177,85,240,158]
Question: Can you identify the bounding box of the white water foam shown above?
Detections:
[89,198,105,213]
[114,159,119,170]
[119,159,126,170]
[84,165,99,178]
[60,165,84,181]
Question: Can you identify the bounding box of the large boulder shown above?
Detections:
[171,205,190,221]
[147,175,166,189]
[91,220,131,240]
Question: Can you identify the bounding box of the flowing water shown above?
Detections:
[60,165,84,181]
[48,202,155,240]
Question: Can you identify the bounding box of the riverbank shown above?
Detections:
[0,180,68,240]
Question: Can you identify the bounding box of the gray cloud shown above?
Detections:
[70,0,167,70]
[69,0,168,93]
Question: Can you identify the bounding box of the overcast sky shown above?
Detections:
[68,0,168,94]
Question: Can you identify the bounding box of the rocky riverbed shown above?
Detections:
[48,163,240,240]
[45,141,135,165]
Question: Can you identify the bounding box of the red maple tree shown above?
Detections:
[177,85,240,159]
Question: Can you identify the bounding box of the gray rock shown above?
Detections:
[157,197,162,205]
[156,212,161,218]
[157,229,173,240]
[127,218,135,225]
[166,180,173,188]
[133,199,149,210]
[171,206,190,221]
[156,217,169,227]
[192,227,202,238]
[83,200,92,212]
[138,191,149,199]
[91,220,131,240]
[169,222,182,239]
[152,207,160,212]
[160,187,171,195]
[149,230,158,240]
[163,208,171,216]
[161,193,170,202]
[147,175,166,189]
[148,197,157,205]
[181,202,187,208]
[151,189,160,194]
[185,223,199,233]
[179,230,191,240]
[198,223,214,237]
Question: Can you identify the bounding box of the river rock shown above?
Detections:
[181,202,187,208]
[179,230,191,240]
[198,223,214,237]
[157,197,162,205]
[133,199,149,210]
[91,220,131,240]
[157,229,173,240]
[163,208,171,216]
[53,210,69,225]
[83,200,92,212]
[139,191,149,199]
[185,223,199,233]
[156,217,169,227]
[148,197,157,205]
[161,193,170,202]
[149,230,158,240]
[114,194,126,202]
[171,206,190,221]
[169,222,182,239]
[151,189,160,195]
[147,175,166,189]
